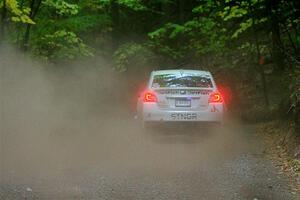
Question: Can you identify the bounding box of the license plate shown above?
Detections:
[175,98,191,107]
[171,113,197,120]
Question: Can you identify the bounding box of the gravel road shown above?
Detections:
[1,113,299,200]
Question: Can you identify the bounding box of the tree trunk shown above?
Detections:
[111,0,120,50]
[161,0,171,23]
[178,0,184,23]
[249,0,269,106]
[266,0,285,72]
[271,16,285,71]
[285,26,298,55]
[254,32,269,106]
[176,0,195,23]
[23,26,32,51]
[16,0,26,45]
[0,0,7,42]
[22,0,41,51]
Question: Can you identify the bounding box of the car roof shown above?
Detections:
[152,69,211,76]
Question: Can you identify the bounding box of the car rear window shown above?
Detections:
[152,73,213,88]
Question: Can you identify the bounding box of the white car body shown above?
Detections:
[137,69,224,125]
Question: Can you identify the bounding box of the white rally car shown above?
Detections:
[137,69,224,127]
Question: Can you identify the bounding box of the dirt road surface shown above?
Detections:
[1,111,299,200]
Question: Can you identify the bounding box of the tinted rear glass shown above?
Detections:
[152,73,213,88]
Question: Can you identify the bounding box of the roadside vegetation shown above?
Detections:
[1,0,300,174]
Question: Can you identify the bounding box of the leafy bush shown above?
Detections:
[148,23,188,60]
[43,0,79,16]
[34,30,94,62]
[0,0,35,24]
[113,42,155,72]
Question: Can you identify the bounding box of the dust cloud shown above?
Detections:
[0,45,249,198]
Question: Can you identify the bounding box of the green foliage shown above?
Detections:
[295,35,300,46]
[92,0,147,11]
[1,0,35,24]
[148,23,187,60]
[221,5,248,21]
[43,0,79,16]
[34,30,94,61]
[148,17,228,62]
[39,14,111,34]
[113,42,154,72]
[148,23,185,40]
[64,15,110,31]
[118,0,147,11]
[186,18,228,55]
[29,0,110,62]
[192,0,217,14]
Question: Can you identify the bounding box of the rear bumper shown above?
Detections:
[141,103,223,122]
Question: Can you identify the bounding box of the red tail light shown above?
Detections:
[209,91,223,103]
[143,91,157,102]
